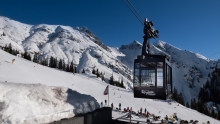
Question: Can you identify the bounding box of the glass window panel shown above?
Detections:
[134,69,139,76]
[135,63,140,68]
[140,62,156,67]
[133,69,140,87]
[133,76,140,87]
[157,68,163,88]
[141,69,155,87]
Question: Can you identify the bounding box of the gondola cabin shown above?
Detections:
[133,54,172,100]
[132,18,172,100]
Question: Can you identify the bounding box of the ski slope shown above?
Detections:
[0,50,219,124]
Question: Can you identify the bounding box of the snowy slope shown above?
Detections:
[0,49,220,123]
[0,16,132,89]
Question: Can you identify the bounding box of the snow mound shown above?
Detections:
[0,82,99,124]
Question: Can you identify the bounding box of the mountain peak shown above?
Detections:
[120,40,142,50]
[132,40,141,44]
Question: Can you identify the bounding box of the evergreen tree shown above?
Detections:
[24,51,31,61]
[66,64,70,72]
[203,106,210,116]
[82,68,85,73]
[75,67,77,73]
[96,69,98,74]
[23,50,31,61]
[179,92,185,105]
[4,44,8,52]
[96,69,100,78]
[27,54,31,61]
[24,50,28,60]
[33,54,39,63]
[40,58,48,66]
[191,98,197,110]
[120,78,125,88]
[13,49,19,55]
[62,59,66,71]
[58,59,63,70]
[92,68,96,74]
[11,49,15,55]
[70,61,74,73]
[121,78,123,86]
[197,101,204,113]
[8,43,12,54]
[53,58,57,68]
[49,56,54,67]
[109,74,114,85]
[96,70,100,78]
[186,102,190,108]
[172,87,178,101]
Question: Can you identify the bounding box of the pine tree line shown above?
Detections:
[199,67,220,104]
[1,43,78,74]
[196,66,220,119]
[189,98,220,119]
[3,43,33,61]
[172,87,185,105]
[109,74,125,88]
[92,68,105,82]
[48,56,77,74]
[2,43,20,56]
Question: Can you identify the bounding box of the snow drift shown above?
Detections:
[0,82,99,124]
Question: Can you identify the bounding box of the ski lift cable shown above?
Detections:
[122,0,143,25]
[208,51,220,58]
[127,0,144,21]
[122,0,144,25]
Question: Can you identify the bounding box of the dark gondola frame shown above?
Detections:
[133,54,172,100]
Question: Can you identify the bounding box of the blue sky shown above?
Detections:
[0,0,220,60]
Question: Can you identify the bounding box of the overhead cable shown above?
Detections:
[208,51,220,58]
[122,0,144,25]
[127,0,144,21]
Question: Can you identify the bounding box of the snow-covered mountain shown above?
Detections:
[0,16,132,89]
[1,16,220,106]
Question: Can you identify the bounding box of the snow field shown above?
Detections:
[0,49,220,124]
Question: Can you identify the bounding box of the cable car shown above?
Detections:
[133,19,172,100]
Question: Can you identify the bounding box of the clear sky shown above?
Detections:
[0,0,220,60]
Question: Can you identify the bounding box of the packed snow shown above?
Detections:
[0,49,219,123]
[0,82,99,124]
